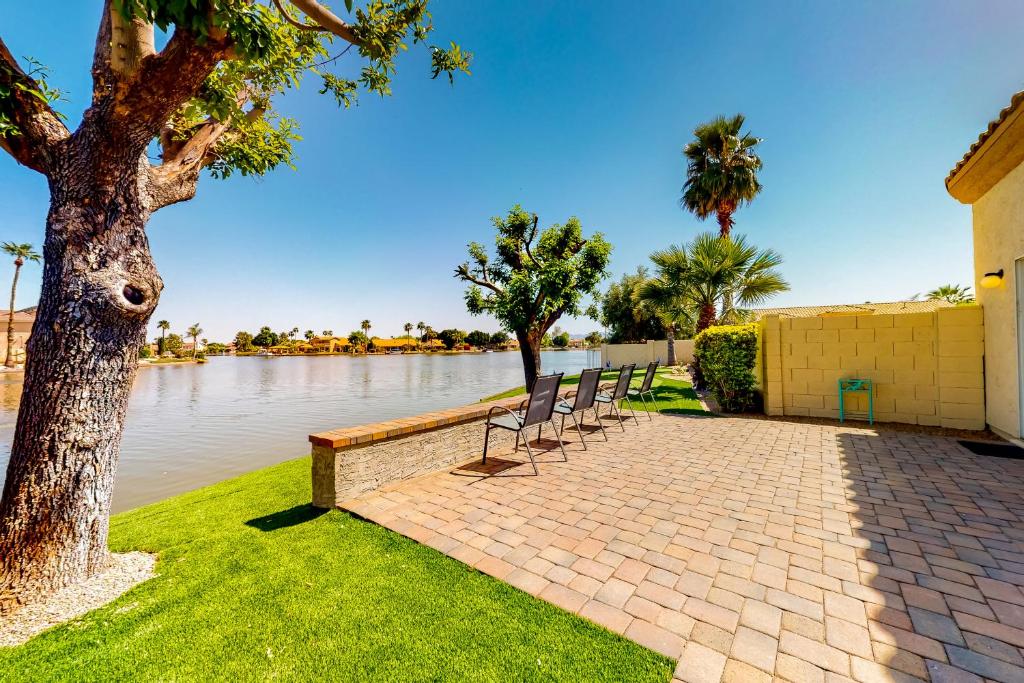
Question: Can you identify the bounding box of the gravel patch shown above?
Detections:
[0,551,156,647]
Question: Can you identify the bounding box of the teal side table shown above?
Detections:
[838,378,873,425]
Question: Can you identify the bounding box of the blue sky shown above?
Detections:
[2,1,1023,342]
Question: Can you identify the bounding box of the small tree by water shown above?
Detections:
[455,205,611,389]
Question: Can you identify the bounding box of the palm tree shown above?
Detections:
[157,319,170,354]
[321,329,333,337]
[645,233,789,336]
[186,323,203,358]
[304,330,315,340]
[2,243,40,368]
[926,284,974,304]
[404,322,413,339]
[416,321,425,340]
[636,277,694,367]
[680,114,763,238]
[360,319,371,351]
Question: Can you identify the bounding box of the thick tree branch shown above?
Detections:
[91,0,114,104]
[455,265,502,295]
[109,7,155,78]
[103,28,229,155]
[151,102,264,210]
[0,36,70,175]
[286,0,360,44]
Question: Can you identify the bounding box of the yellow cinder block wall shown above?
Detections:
[760,306,985,430]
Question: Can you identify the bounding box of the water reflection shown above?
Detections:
[0,351,590,512]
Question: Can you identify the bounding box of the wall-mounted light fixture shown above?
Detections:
[979,268,1004,289]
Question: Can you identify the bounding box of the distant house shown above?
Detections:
[946,89,1024,440]
[0,308,36,363]
[371,337,419,352]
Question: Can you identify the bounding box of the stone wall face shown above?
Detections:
[760,306,986,430]
[312,413,519,508]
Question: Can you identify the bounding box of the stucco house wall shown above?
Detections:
[946,90,1024,439]
[971,160,1024,438]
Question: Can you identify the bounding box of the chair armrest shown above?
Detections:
[487,405,522,423]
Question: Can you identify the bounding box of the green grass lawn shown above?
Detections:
[484,369,708,416]
[0,457,673,681]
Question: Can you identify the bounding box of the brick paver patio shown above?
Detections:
[343,413,1024,682]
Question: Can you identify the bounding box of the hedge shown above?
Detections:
[693,323,759,413]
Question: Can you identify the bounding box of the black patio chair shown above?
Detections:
[554,367,607,449]
[482,372,567,475]
[628,361,660,420]
[595,364,639,431]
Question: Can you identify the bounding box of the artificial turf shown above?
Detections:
[0,455,674,682]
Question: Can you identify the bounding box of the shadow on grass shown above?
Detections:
[245,504,328,531]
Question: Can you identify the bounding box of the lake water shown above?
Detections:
[0,350,595,512]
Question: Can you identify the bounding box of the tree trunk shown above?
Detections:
[517,330,541,391]
[0,160,163,614]
[4,263,21,368]
[697,303,717,334]
[717,205,735,316]
[666,323,676,366]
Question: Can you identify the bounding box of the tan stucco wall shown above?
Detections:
[600,340,694,368]
[972,159,1024,438]
[761,307,985,429]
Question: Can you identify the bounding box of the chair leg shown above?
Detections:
[624,396,640,426]
[568,410,586,450]
[637,393,653,420]
[561,413,566,435]
[482,423,491,463]
[611,401,627,432]
[514,429,520,453]
[522,436,539,475]
[595,408,609,441]
[550,419,568,462]
[646,389,660,414]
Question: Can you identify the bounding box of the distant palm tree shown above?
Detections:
[2,242,40,368]
[926,284,974,304]
[644,233,788,335]
[322,329,333,337]
[681,114,763,238]
[304,330,315,340]
[404,322,413,339]
[416,321,425,341]
[360,319,371,350]
[290,327,299,341]
[186,323,203,358]
[157,319,170,354]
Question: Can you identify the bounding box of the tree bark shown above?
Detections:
[697,303,717,334]
[517,330,541,391]
[717,205,735,317]
[666,323,676,367]
[5,263,21,368]
[0,153,163,614]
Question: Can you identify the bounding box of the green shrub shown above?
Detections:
[693,323,759,413]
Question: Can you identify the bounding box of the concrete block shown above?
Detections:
[875,327,914,343]
[857,314,894,328]
[792,317,824,330]
[938,371,984,389]
[937,306,983,327]
[894,341,934,356]
[822,316,858,329]
[839,328,875,343]
[894,312,935,328]
[895,398,937,416]
[938,341,985,358]
[913,326,936,342]
[939,386,984,404]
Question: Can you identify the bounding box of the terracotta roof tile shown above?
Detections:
[752,299,953,319]
[946,90,1024,187]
